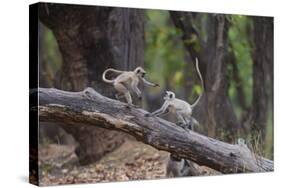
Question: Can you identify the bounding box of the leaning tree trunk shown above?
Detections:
[170,13,240,142]
[38,3,144,164]
[250,17,273,151]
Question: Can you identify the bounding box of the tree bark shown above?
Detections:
[204,15,239,141]
[250,17,273,149]
[31,87,273,173]
[38,3,144,164]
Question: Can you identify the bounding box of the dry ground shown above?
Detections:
[39,140,219,186]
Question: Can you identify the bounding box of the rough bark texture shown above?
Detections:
[204,15,239,141]
[170,13,240,142]
[38,3,144,164]
[31,87,273,173]
[250,17,273,146]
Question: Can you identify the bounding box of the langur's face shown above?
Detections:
[164,91,175,101]
[135,67,146,77]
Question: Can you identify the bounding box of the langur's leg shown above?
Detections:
[124,91,133,105]
[131,80,142,100]
[176,112,186,126]
[183,116,193,130]
[114,82,133,106]
[189,117,200,131]
[175,112,190,131]
[114,82,127,93]
[115,93,124,100]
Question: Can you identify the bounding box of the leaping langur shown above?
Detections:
[145,58,204,130]
[102,67,159,106]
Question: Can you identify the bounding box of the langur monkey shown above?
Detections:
[145,58,203,130]
[166,154,191,178]
[102,67,159,106]
[166,112,197,177]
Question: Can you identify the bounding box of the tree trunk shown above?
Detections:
[38,3,144,164]
[204,15,239,142]
[250,17,273,150]
[170,13,240,142]
[31,87,273,173]
[38,22,75,145]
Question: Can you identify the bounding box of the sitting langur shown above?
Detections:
[102,67,159,106]
[145,58,203,130]
[166,154,190,178]
[166,123,198,177]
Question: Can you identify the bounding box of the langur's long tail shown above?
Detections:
[191,58,204,109]
[102,68,124,84]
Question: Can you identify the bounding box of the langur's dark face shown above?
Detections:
[164,91,175,100]
[135,67,146,77]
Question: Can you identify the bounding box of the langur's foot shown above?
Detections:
[125,104,132,109]
[125,103,139,109]
[176,121,184,126]
[176,122,190,132]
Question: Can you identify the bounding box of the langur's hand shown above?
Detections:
[154,83,160,87]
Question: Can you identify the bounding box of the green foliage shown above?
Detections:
[193,84,202,95]
[43,28,62,72]
[40,23,62,84]
[228,16,253,109]
[145,10,186,92]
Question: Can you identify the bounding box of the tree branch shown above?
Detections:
[31,87,273,173]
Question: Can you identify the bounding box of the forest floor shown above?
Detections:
[39,140,219,186]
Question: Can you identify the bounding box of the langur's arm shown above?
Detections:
[158,108,170,116]
[141,77,159,87]
[151,101,169,116]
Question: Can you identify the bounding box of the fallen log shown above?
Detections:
[30,87,273,173]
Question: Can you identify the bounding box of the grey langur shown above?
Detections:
[166,154,191,178]
[102,67,159,106]
[145,58,203,130]
[166,120,197,177]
